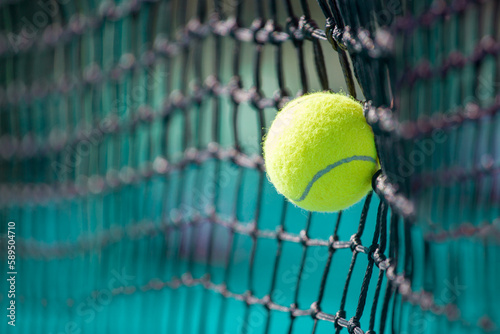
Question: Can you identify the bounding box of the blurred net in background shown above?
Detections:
[0,0,499,333]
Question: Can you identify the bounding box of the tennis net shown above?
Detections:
[0,0,499,333]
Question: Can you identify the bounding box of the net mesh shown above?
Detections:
[0,0,499,333]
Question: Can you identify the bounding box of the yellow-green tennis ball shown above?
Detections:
[263,92,378,212]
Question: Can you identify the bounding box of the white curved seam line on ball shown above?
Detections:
[293,155,377,202]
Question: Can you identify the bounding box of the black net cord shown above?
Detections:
[310,211,343,334]
[282,0,309,95]
[250,1,288,332]
[216,0,251,329]
[270,0,288,99]
[167,0,190,331]
[316,0,357,98]
[403,218,413,283]
[5,0,497,328]
[215,172,244,333]
[242,108,266,332]
[215,91,249,334]
[299,0,329,91]
[239,0,267,331]
[286,212,313,334]
[366,202,389,333]
[351,201,387,333]
[197,0,225,331]
[378,210,400,334]
[317,212,344,305]
[182,0,209,332]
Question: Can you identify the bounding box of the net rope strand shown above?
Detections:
[287,212,313,333]
[241,0,267,330]
[263,200,288,334]
[310,211,342,334]
[30,240,467,329]
[0,212,484,330]
[182,0,209,332]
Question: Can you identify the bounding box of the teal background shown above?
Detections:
[1,0,499,333]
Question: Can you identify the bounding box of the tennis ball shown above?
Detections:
[263,92,378,212]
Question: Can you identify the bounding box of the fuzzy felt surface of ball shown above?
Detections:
[263,92,379,212]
